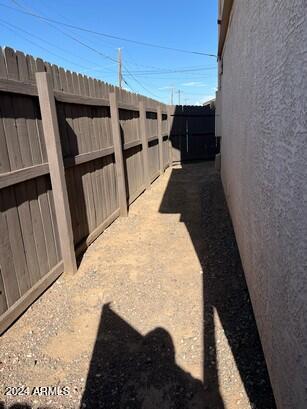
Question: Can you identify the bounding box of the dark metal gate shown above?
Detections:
[169,104,216,162]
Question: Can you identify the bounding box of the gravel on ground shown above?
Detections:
[0,162,276,409]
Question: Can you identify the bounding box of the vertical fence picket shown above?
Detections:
[167,105,173,166]
[35,72,77,274]
[139,101,150,188]
[0,47,179,333]
[109,92,128,217]
[157,104,164,175]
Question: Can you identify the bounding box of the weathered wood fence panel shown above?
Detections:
[0,47,171,334]
[163,136,170,169]
[0,48,63,332]
[119,104,145,205]
[146,110,160,181]
[162,113,169,169]
[169,105,216,162]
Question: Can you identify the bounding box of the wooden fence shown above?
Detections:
[0,47,171,334]
[170,105,216,162]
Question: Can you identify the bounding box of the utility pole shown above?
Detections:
[118,48,122,89]
[171,87,174,105]
[177,89,181,105]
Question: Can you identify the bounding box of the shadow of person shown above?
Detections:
[158,162,226,409]
[119,328,206,409]
[154,103,276,408]
[81,304,209,409]
[158,159,276,408]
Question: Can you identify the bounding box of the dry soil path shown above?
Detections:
[0,162,275,409]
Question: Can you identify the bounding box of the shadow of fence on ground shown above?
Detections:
[0,113,276,409]
[158,160,276,409]
[0,165,276,409]
[79,106,275,408]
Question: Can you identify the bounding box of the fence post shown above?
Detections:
[35,72,77,274]
[139,101,150,188]
[167,105,173,166]
[109,92,128,217]
[157,104,164,175]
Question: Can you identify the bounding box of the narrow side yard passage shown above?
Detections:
[0,163,275,409]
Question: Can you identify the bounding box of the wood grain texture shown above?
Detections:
[0,164,49,189]
[63,147,114,168]
[0,77,37,96]
[0,47,167,332]
[167,106,173,166]
[124,145,144,202]
[75,208,120,257]
[148,139,160,180]
[36,72,77,274]
[109,92,128,217]
[139,101,150,189]
[0,261,63,335]
[123,139,142,151]
[157,105,164,175]
[0,204,20,307]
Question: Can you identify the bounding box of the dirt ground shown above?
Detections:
[0,162,276,409]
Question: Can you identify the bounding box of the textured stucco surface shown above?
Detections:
[220,1,307,408]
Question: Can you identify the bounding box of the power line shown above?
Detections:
[118,48,122,88]
[126,75,217,81]
[113,47,217,79]
[2,15,216,76]
[0,18,115,72]
[123,48,216,71]
[35,0,77,25]
[1,2,217,57]
[158,87,214,96]
[12,0,123,55]
[0,20,98,70]
[3,1,205,100]
[5,0,163,98]
[123,66,216,73]
[7,0,119,65]
[123,65,161,99]
[124,57,169,99]
[121,77,136,93]
[123,67,217,76]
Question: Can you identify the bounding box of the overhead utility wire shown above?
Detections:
[123,47,216,72]
[123,67,217,75]
[119,48,216,71]
[0,18,111,71]
[121,77,136,93]
[123,66,216,73]
[7,1,217,78]
[7,0,118,65]
[7,0,162,97]
[9,0,162,98]
[0,20,99,70]
[1,2,217,57]
[121,59,161,99]
[123,64,161,99]
[113,47,217,76]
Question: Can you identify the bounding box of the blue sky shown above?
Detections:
[0,0,218,104]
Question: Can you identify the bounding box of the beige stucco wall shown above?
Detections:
[219,1,307,408]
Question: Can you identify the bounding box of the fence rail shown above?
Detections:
[0,47,171,334]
